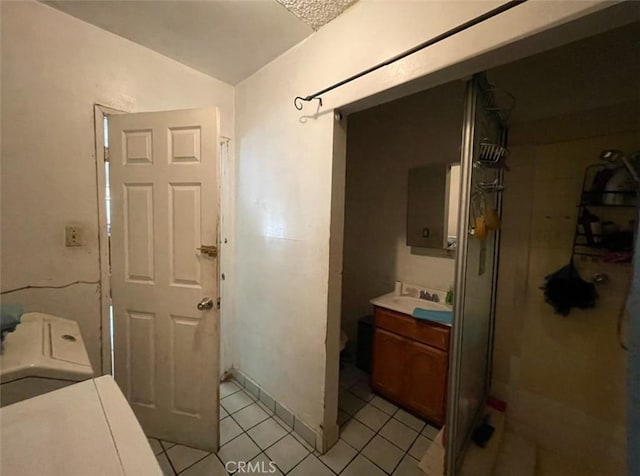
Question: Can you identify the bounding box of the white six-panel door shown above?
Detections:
[109,108,219,451]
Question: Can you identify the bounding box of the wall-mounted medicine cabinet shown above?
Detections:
[407,163,460,251]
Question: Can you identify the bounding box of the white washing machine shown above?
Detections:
[1,375,162,475]
[0,312,94,407]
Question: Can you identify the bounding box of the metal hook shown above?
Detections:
[293,96,323,111]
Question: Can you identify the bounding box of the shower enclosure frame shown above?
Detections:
[445,74,507,474]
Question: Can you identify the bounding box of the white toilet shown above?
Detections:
[0,312,94,407]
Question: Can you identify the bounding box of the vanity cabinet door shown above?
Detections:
[371,328,407,401]
[405,340,448,424]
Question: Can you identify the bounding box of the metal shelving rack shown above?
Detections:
[572,164,638,261]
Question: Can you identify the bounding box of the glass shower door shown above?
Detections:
[445,74,505,474]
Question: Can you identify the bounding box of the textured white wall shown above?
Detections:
[234,0,620,436]
[0,1,234,372]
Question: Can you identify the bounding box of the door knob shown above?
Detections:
[197,297,214,311]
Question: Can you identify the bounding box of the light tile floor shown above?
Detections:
[148,364,438,475]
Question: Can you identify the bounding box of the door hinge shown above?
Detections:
[104,146,110,162]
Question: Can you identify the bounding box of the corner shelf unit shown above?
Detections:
[572,164,638,261]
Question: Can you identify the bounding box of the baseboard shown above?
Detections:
[230,368,325,453]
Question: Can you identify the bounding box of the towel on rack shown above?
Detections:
[412,308,453,325]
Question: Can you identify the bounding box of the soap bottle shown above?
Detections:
[446,286,454,306]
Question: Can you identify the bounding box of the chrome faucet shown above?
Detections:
[419,290,440,302]
[419,290,432,300]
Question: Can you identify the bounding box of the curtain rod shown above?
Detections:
[293,0,528,110]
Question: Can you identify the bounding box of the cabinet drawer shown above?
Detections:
[374,306,450,351]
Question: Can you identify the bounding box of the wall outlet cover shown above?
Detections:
[65,225,83,246]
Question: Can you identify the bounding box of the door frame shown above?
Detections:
[94,103,126,375]
[324,4,637,469]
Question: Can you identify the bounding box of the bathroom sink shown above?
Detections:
[370,292,452,320]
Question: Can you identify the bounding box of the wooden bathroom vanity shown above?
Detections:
[371,306,450,426]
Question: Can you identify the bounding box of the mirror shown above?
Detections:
[407,163,460,250]
[445,164,461,249]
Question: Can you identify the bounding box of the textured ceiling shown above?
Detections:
[276,0,358,30]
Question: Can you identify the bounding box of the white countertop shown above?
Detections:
[370,292,453,326]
